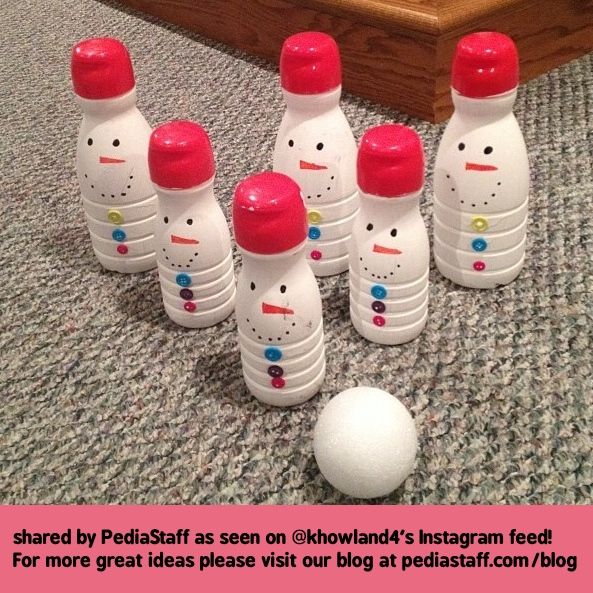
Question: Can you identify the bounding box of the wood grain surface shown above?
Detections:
[116,0,593,122]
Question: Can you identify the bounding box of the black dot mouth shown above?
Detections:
[162,247,198,268]
[247,318,290,342]
[305,178,334,200]
[360,256,398,278]
[84,173,133,197]
[370,273,392,279]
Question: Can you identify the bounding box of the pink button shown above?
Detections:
[184,302,196,312]
[310,250,322,260]
[116,244,128,255]
[373,315,386,327]
[271,377,286,389]
[473,260,486,271]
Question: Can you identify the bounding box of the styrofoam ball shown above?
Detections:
[313,386,417,498]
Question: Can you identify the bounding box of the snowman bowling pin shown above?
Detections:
[71,38,157,273]
[233,172,326,406]
[433,32,529,288]
[148,121,236,328]
[273,32,359,276]
[350,124,429,345]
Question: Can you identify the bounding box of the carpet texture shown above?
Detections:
[1,0,592,504]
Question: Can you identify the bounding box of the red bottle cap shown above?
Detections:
[280,32,342,95]
[357,124,424,198]
[71,37,135,100]
[233,172,307,255]
[148,120,215,190]
[452,32,519,98]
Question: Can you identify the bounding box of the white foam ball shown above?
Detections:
[313,386,417,498]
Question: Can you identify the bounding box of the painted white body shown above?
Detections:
[155,179,235,328]
[350,191,429,345]
[433,89,529,288]
[76,88,156,272]
[273,88,359,276]
[236,243,325,406]
[313,386,417,499]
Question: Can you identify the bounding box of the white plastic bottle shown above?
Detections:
[433,31,529,289]
[273,32,359,277]
[233,172,325,406]
[71,37,157,273]
[350,124,429,345]
[148,120,235,328]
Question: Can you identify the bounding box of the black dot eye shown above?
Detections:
[288,139,294,147]
[391,228,397,237]
[87,138,93,146]
[458,142,465,151]
[112,139,120,147]
[163,216,168,223]
[316,142,324,151]
[366,223,373,231]
[250,282,256,291]
[186,219,193,225]
[280,285,286,294]
[484,146,493,154]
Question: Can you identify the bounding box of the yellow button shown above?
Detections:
[471,216,489,232]
[107,209,124,225]
[308,210,322,224]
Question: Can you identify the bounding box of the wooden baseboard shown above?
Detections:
[115,0,593,122]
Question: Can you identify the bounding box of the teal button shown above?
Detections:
[472,237,487,252]
[176,273,191,287]
[112,228,126,242]
[264,347,282,362]
[371,284,387,300]
[308,226,321,240]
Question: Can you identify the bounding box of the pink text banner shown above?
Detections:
[0,505,591,592]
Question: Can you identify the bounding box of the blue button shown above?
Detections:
[112,228,126,242]
[176,273,192,287]
[308,226,321,240]
[472,237,488,252]
[371,284,387,300]
[264,347,282,362]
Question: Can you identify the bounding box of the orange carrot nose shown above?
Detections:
[373,244,402,255]
[465,162,498,171]
[99,156,126,164]
[299,160,327,170]
[171,235,199,244]
[262,302,294,315]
